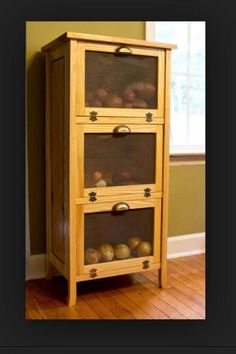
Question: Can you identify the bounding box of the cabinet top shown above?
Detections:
[41,31,177,51]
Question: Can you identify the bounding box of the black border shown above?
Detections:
[1,0,236,352]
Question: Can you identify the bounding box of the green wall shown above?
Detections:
[26,21,205,254]
[169,165,205,236]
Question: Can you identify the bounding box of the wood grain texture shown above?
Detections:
[50,57,65,263]
[77,43,165,118]
[25,255,205,319]
[43,34,176,307]
[67,40,79,306]
[45,52,53,279]
[76,124,163,197]
[42,32,177,52]
[159,50,171,288]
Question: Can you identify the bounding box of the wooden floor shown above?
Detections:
[25,254,205,320]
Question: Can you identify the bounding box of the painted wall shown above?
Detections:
[26,21,205,254]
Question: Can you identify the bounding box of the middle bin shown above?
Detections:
[76,124,163,202]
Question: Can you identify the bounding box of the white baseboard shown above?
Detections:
[26,232,205,280]
[27,254,47,280]
[167,232,205,259]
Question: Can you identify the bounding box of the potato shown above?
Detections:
[84,248,101,265]
[90,99,103,107]
[93,171,102,183]
[122,88,135,102]
[106,94,123,108]
[123,102,133,108]
[94,88,108,104]
[128,81,145,98]
[115,244,131,260]
[141,83,156,100]
[112,171,131,185]
[98,244,115,262]
[132,98,148,108]
[136,241,152,257]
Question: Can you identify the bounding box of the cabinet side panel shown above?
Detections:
[51,57,65,263]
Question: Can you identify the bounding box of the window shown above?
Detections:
[146,21,205,154]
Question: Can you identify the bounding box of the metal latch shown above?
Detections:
[89,111,98,122]
[144,188,151,197]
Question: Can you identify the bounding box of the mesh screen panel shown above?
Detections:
[84,208,154,264]
[84,133,156,188]
[85,51,157,109]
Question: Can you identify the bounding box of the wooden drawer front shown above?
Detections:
[76,124,163,201]
[76,42,165,120]
[76,199,162,276]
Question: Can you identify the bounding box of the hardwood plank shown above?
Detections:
[25,287,47,319]
[167,261,205,281]
[136,270,204,318]
[172,258,203,274]
[79,293,118,319]
[170,272,205,296]
[108,290,152,320]
[120,287,168,319]
[132,274,202,319]
[155,290,202,319]
[163,287,205,318]
[75,297,100,320]
[95,291,135,319]
[132,273,187,319]
[167,274,205,307]
[26,255,205,320]
[181,257,205,273]
[27,280,83,320]
[191,255,206,267]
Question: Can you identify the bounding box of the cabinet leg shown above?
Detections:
[158,265,167,288]
[67,279,77,306]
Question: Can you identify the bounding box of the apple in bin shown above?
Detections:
[98,244,115,262]
[84,248,101,265]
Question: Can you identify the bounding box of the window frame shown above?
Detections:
[145,21,205,163]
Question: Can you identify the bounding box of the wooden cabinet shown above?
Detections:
[42,32,176,306]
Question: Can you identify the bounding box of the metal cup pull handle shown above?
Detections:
[112,202,130,212]
[115,45,132,55]
[113,125,131,134]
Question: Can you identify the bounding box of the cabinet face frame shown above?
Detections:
[76,199,162,276]
[76,124,163,200]
[76,41,165,121]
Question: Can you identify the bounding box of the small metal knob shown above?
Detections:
[113,125,131,134]
[112,202,130,212]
